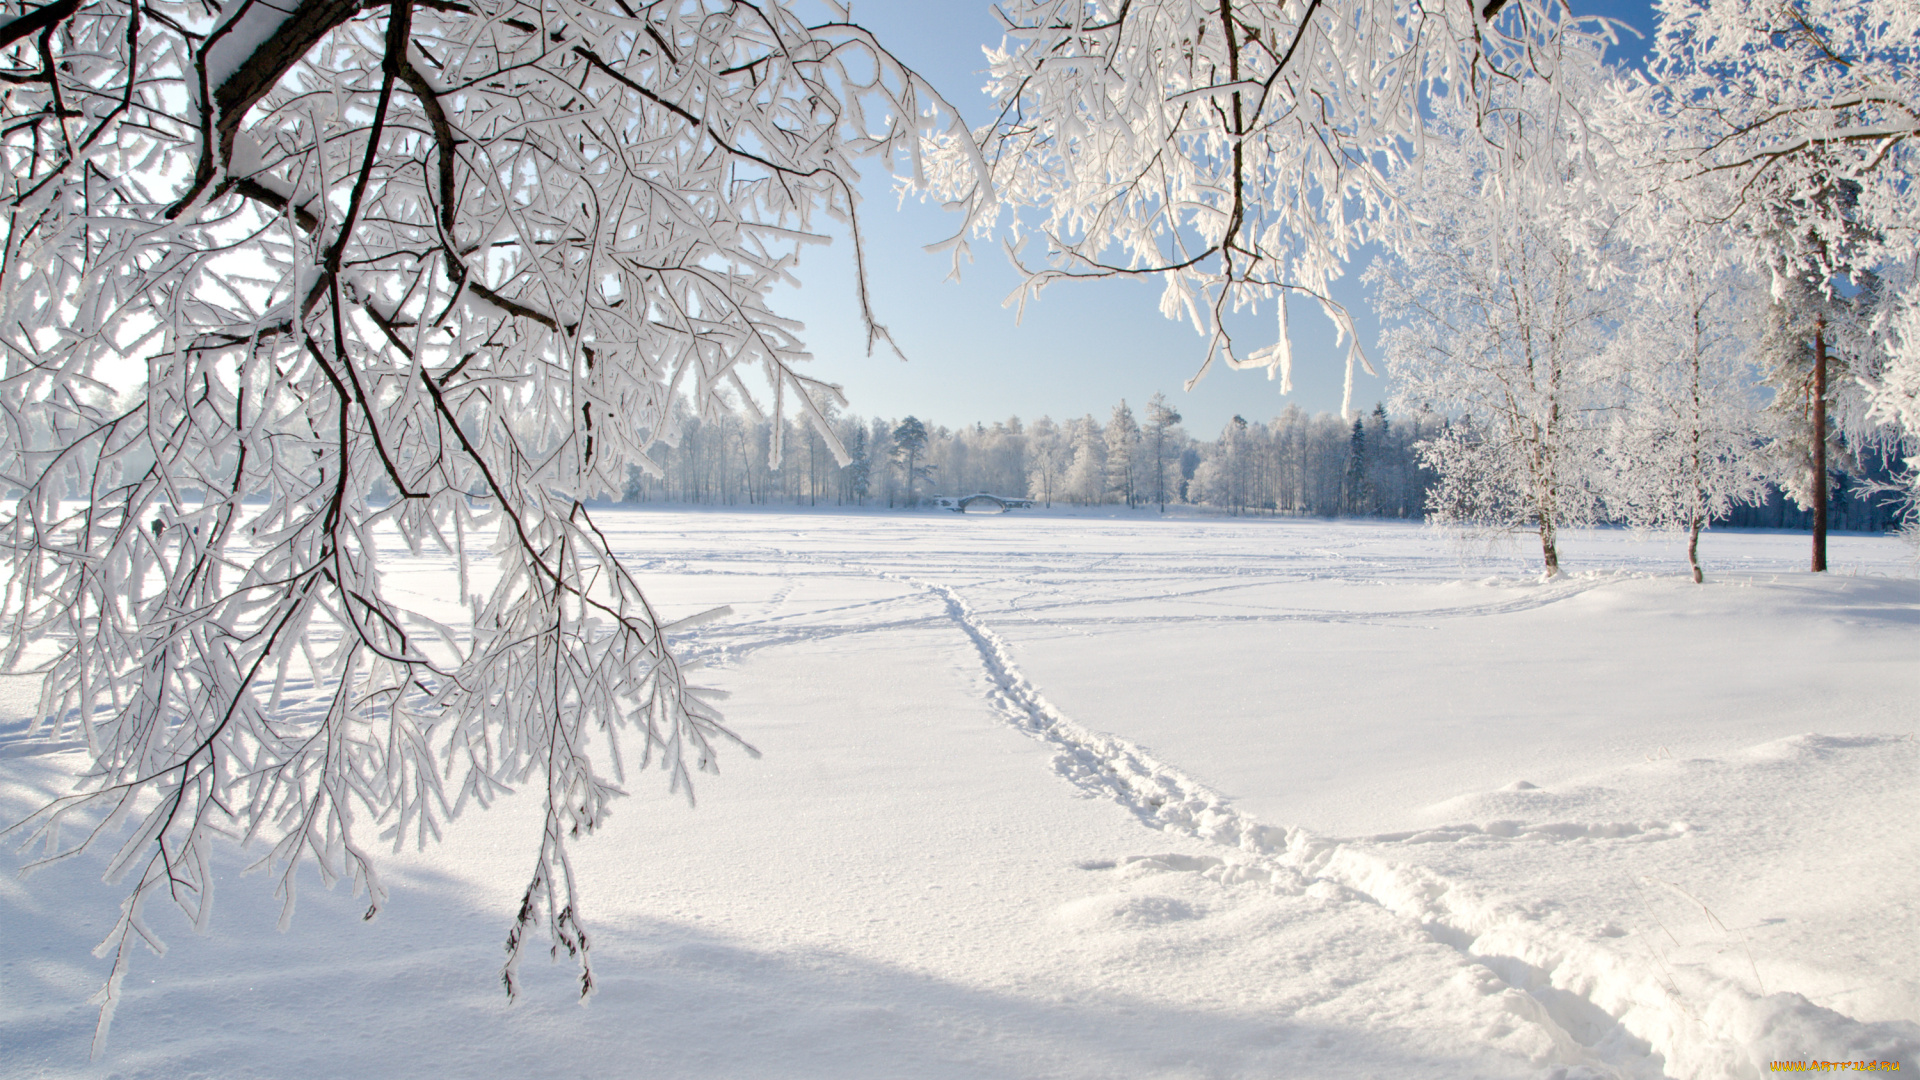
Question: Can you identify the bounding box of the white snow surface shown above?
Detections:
[3,510,1916,1079]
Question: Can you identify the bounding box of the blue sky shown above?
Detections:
[774,1,1657,437]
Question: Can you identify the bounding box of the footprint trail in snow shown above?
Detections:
[891,569,1915,1080]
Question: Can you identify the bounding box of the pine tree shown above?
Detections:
[1343,418,1369,515]
[1105,401,1143,507]
[891,416,933,506]
[847,427,872,506]
[1145,394,1184,512]
[1757,204,1879,573]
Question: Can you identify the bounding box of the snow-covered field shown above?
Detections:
[4,509,1916,1079]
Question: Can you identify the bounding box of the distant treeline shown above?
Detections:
[1719,445,1908,532]
[619,397,1438,518]
[617,395,1905,530]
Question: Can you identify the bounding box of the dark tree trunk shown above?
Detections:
[1812,323,1829,573]
[1687,515,1703,584]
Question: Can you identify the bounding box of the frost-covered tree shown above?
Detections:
[0,0,982,1043]
[1104,400,1141,507]
[973,417,1028,497]
[1604,268,1769,582]
[1144,393,1182,512]
[1755,266,1881,569]
[1063,414,1107,505]
[1191,414,1258,514]
[1623,0,1920,515]
[936,422,971,494]
[1373,66,1619,576]
[1025,415,1065,506]
[1872,294,1920,521]
[929,0,1618,414]
[796,399,844,506]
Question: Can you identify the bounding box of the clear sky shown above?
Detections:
[771,0,1658,438]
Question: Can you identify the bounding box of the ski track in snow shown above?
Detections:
[677,559,1618,669]
[729,548,1916,1080]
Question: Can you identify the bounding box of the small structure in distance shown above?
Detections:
[929,494,1035,514]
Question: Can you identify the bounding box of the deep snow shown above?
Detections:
[3,510,1915,1079]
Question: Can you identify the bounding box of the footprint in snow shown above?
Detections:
[1053,893,1201,930]
[1078,852,1307,892]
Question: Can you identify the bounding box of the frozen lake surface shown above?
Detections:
[4,509,1916,1078]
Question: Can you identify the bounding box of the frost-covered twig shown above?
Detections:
[0,0,985,1049]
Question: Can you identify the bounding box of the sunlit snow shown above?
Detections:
[4,509,1915,1079]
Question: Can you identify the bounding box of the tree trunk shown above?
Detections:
[1812,323,1829,573]
[1688,301,1707,586]
[1155,432,1166,512]
[1687,515,1703,584]
[1539,515,1559,577]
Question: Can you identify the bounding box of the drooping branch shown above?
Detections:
[3,0,982,1045]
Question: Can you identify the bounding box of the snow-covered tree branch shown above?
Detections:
[927,0,1622,415]
[1373,61,1623,576]
[1616,0,1920,515]
[0,0,980,1048]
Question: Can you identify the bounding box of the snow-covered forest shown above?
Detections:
[616,399,1442,517]
[614,399,1906,531]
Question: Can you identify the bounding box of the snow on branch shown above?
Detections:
[0,0,983,1047]
[924,0,1623,417]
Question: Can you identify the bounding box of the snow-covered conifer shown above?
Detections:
[845,425,873,506]
[891,416,933,505]
[1755,269,1887,567]
[1105,401,1142,507]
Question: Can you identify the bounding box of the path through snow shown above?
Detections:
[3,510,1915,1079]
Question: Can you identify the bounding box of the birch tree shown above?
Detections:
[1063,413,1106,504]
[1373,69,1619,576]
[0,0,981,1044]
[1025,414,1065,506]
[1104,399,1140,506]
[1604,267,1768,582]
